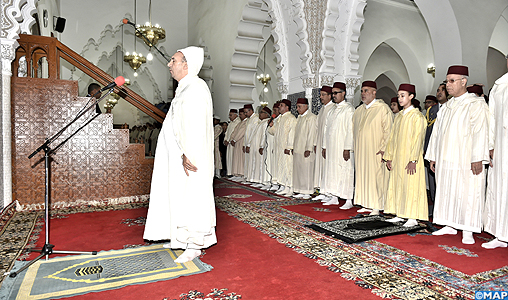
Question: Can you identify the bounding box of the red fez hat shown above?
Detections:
[273,102,280,109]
[229,108,238,114]
[362,81,377,89]
[391,97,398,103]
[412,99,421,107]
[296,98,308,105]
[262,106,272,115]
[333,82,346,91]
[321,85,333,94]
[447,65,468,76]
[281,99,292,108]
[243,104,254,110]
[425,95,437,102]
[398,83,416,95]
[238,108,244,113]
[467,85,483,95]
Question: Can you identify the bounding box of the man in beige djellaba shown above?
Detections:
[352,80,393,216]
[292,98,317,199]
[229,109,248,181]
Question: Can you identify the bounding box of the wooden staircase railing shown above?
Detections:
[12,34,166,123]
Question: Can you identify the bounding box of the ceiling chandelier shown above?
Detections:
[104,92,120,112]
[257,45,271,93]
[123,51,146,77]
[135,0,165,51]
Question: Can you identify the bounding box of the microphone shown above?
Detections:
[122,19,136,26]
[121,19,170,63]
[100,76,126,92]
[267,114,276,127]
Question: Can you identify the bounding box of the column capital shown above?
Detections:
[1,38,17,76]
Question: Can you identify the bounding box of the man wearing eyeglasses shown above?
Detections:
[425,65,489,245]
[320,82,355,209]
[483,54,508,249]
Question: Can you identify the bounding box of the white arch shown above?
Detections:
[265,0,289,90]
[383,38,426,89]
[229,0,269,107]
[320,0,340,75]
[413,0,462,85]
[344,0,367,76]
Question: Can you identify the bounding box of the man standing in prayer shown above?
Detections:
[269,99,297,196]
[292,98,317,199]
[224,109,240,177]
[230,109,248,181]
[425,65,489,244]
[266,102,281,191]
[213,116,223,178]
[143,46,216,263]
[86,82,103,114]
[384,84,428,227]
[250,106,272,187]
[390,97,401,114]
[424,94,439,213]
[483,55,508,249]
[242,104,260,183]
[320,82,355,208]
[352,81,393,215]
[436,83,449,108]
[312,86,335,201]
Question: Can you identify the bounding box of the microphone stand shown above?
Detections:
[8,89,114,278]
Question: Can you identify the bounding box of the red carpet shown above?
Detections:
[22,200,379,299]
[16,178,508,299]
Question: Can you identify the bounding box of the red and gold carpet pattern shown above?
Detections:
[1,178,507,299]
[215,178,508,299]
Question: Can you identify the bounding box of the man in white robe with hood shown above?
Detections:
[483,55,508,249]
[143,46,216,263]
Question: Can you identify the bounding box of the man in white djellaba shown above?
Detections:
[224,109,240,177]
[425,65,489,245]
[483,54,508,250]
[143,46,216,263]
[292,98,317,199]
[320,82,355,208]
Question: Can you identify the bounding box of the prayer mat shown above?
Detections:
[306,215,426,243]
[0,245,213,300]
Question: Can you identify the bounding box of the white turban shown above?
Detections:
[177,46,204,78]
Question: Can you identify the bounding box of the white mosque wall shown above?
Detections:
[58,0,188,126]
[188,0,251,121]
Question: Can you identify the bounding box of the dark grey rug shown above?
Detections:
[306,215,426,243]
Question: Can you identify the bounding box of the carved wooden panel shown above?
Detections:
[11,77,153,206]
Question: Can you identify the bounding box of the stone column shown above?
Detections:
[0,39,17,208]
[345,76,362,106]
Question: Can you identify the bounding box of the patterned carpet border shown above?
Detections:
[0,202,41,288]
[0,200,149,289]
[214,179,508,299]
